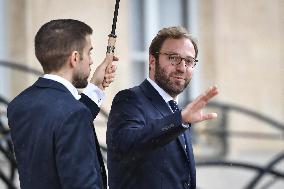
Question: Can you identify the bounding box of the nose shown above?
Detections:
[176,59,187,72]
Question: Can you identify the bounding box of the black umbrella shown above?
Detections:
[107,0,120,54]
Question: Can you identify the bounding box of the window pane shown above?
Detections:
[131,60,147,86]
[129,0,145,51]
[158,0,183,28]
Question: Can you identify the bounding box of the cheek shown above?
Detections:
[185,68,193,76]
[79,62,90,75]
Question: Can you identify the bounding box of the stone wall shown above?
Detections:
[198,0,284,152]
[7,0,130,111]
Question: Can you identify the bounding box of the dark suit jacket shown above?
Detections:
[7,78,104,189]
[107,79,196,189]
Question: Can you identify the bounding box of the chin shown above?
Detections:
[74,79,88,88]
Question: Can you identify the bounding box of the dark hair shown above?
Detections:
[34,19,93,73]
[149,26,198,60]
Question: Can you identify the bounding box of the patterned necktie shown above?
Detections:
[168,100,179,113]
[168,100,188,151]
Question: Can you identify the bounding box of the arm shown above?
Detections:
[107,90,187,155]
[55,107,102,189]
[80,54,118,116]
[108,86,219,156]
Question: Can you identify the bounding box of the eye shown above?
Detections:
[185,58,193,64]
[185,57,197,67]
[168,54,180,62]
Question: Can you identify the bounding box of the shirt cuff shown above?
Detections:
[82,83,106,107]
[181,123,190,129]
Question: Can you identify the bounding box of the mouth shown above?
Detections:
[172,76,185,81]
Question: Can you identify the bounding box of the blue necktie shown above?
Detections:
[168,100,188,151]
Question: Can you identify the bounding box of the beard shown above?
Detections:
[72,70,89,88]
[154,60,191,97]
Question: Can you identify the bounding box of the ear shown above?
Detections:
[70,51,80,68]
[149,54,156,79]
[149,54,156,69]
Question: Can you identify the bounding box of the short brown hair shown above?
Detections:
[149,26,198,60]
[34,19,93,73]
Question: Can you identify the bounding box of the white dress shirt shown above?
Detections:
[147,77,189,128]
[43,74,105,106]
[147,77,179,106]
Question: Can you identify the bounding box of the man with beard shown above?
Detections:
[107,26,218,189]
[7,19,117,189]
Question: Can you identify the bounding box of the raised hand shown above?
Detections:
[181,86,218,124]
[102,62,117,89]
[90,53,118,90]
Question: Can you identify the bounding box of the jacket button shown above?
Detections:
[183,182,190,189]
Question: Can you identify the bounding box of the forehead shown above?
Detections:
[161,38,195,57]
[84,35,92,49]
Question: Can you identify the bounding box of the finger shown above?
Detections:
[106,54,119,61]
[105,72,115,79]
[201,112,218,121]
[201,86,219,103]
[98,57,111,71]
[105,52,114,59]
[105,78,114,84]
[102,81,110,88]
[113,55,119,61]
[103,84,110,88]
[193,87,218,110]
[111,65,117,72]
[103,53,115,67]
[105,76,115,83]
[103,79,112,87]
[189,94,205,108]
[107,65,117,74]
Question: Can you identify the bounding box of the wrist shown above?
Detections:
[181,109,188,123]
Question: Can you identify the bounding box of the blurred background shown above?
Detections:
[0,0,283,188]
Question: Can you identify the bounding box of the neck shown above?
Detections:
[47,70,73,84]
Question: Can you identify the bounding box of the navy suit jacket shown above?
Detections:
[7,78,104,189]
[107,79,196,189]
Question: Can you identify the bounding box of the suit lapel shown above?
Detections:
[185,129,194,162]
[139,80,189,159]
[184,128,196,187]
[178,134,189,159]
[139,80,172,117]
[92,127,107,189]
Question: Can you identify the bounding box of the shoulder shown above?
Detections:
[112,86,141,105]
[62,97,92,117]
[7,85,35,113]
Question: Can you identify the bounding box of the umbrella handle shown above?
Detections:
[107,0,120,54]
[106,34,116,54]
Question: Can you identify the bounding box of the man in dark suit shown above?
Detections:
[107,26,218,189]
[7,19,117,189]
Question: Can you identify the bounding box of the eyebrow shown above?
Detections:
[166,52,195,59]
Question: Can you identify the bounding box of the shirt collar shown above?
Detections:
[43,74,81,100]
[146,77,178,103]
